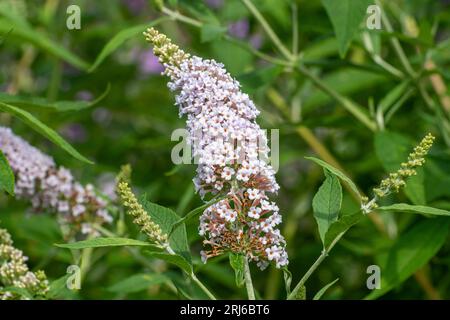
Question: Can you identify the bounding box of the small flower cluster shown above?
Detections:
[0,126,112,237]
[361,133,435,214]
[116,173,168,246]
[144,28,288,269]
[0,228,49,300]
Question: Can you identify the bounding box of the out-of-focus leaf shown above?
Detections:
[47,274,72,299]
[306,156,361,199]
[140,196,191,262]
[0,102,93,164]
[200,24,227,43]
[313,278,339,300]
[229,253,245,288]
[145,251,192,274]
[377,203,450,217]
[312,169,342,244]
[321,0,373,57]
[0,19,88,70]
[0,150,14,195]
[108,273,170,293]
[366,218,450,299]
[89,18,167,72]
[238,66,283,94]
[55,237,155,249]
[0,84,110,112]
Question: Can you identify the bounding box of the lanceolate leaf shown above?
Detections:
[108,273,170,293]
[139,195,191,262]
[55,237,155,249]
[313,169,342,244]
[0,84,110,112]
[0,19,89,71]
[321,0,373,57]
[0,102,93,164]
[305,156,361,199]
[145,251,193,275]
[0,150,14,195]
[313,278,339,300]
[366,218,450,300]
[324,212,364,249]
[377,203,450,217]
[89,18,168,72]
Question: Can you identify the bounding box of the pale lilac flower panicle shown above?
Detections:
[0,127,112,237]
[144,28,288,269]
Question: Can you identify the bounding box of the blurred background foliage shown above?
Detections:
[1,0,450,299]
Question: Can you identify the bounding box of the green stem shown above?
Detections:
[292,3,299,56]
[165,245,217,300]
[244,257,256,300]
[377,0,417,78]
[161,7,202,27]
[296,65,377,131]
[191,273,217,300]
[287,232,345,300]
[240,0,294,61]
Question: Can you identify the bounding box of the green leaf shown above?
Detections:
[47,274,72,299]
[282,267,292,296]
[0,102,93,164]
[200,24,227,43]
[229,253,245,288]
[55,237,155,249]
[366,218,450,299]
[313,169,342,243]
[321,0,373,57]
[169,195,224,236]
[378,81,411,113]
[0,150,14,195]
[374,131,426,204]
[324,212,364,249]
[1,286,33,299]
[313,278,339,300]
[108,273,170,293]
[0,84,110,112]
[305,156,361,199]
[0,19,89,71]
[140,196,191,262]
[89,18,167,72]
[377,203,450,217]
[145,251,193,274]
[237,66,283,94]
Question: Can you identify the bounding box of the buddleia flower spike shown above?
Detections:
[0,227,49,300]
[144,28,288,270]
[116,165,168,247]
[0,126,112,237]
[361,133,435,214]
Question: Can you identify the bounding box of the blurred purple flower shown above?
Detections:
[249,33,264,50]
[205,0,224,9]
[228,19,250,39]
[75,90,93,101]
[139,49,164,75]
[92,107,112,126]
[122,0,146,15]
[60,123,87,143]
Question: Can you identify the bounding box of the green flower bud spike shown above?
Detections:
[143,27,190,68]
[361,133,435,214]
[117,181,168,246]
